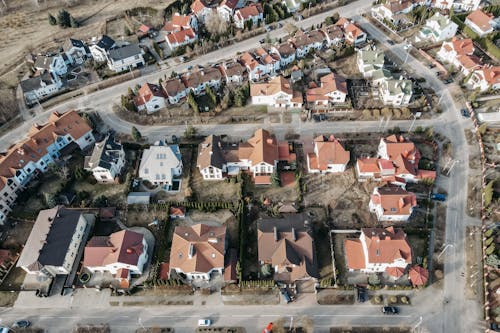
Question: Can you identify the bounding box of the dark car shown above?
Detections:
[428,63,436,69]
[12,320,31,328]
[313,114,326,122]
[382,306,399,315]
[280,288,292,303]
[387,40,395,45]
[431,193,446,201]
[461,108,470,118]
[357,287,368,303]
[491,323,500,332]
[259,39,265,44]
[444,78,453,84]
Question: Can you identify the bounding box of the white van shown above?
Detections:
[198,319,211,326]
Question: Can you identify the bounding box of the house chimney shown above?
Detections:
[188,243,194,258]
[291,227,296,241]
[273,226,278,241]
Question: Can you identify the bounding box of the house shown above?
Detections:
[84,135,125,183]
[321,24,344,47]
[271,43,297,67]
[218,61,247,85]
[344,227,412,272]
[417,12,458,42]
[250,76,303,108]
[163,13,198,33]
[169,224,226,280]
[307,30,327,50]
[134,83,167,113]
[165,28,198,50]
[371,68,395,86]
[436,37,475,68]
[257,214,318,282]
[433,0,481,11]
[371,0,416,25]
[290,31,316,58]
[356,157,396,182]
[307,135,350,173]
[465,9,495,37]
[306,73,348,105]
[161,78,188,104]
[455,54,481,76]
[468,65,500,91]
[181,67,223,96]
[17,206,94,277]
[369,185,417,221]
[254,47,281,75]
[20,71,63,106]
[238,51,269,81]
[34,55,68,76]
[138,143,182,187]
[90,35,116,63]
[234,3,263,29]
[84,230,148,280]
[378,77,413,106]
[336,17,367,45]
[107,44,145,73]
[127,192,151,205]
[63,38,91,65]
[217,0,241,22]
[191,0,212,23]
[357,49,385,78]
[196,135,239,180]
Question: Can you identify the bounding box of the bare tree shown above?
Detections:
[284,22,298,36]
[204,12,228,36]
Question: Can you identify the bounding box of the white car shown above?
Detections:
[198,319,211,327]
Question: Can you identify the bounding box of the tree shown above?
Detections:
[131,126,142,141]
[184,125,196,139]
[57,9,71,28]
[284,22,298,36]
[206,84,217,104]
[484,179,495,207]
[271,170,281,187]
[187,91,199,114]
[70,15,79,28]
[48,13,57,25]
[245,19,253,31]
[205,12,228,36]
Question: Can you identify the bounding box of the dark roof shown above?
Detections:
[19,71,56,93]
[197,135,227,170]
[63,38,86,52]
[97,35,116,50]
[108,44,142,61]
[34,55,52,70]
[84,135,123,170]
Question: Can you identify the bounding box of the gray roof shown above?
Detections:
[63,38,86,52]
[108,44,142,61]
[127,192,151,205]
[97,35,116,50]
[34,55,53,70]
[84,135,123,171]
[19,71,55,93]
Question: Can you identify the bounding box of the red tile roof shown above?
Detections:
[345,239,365,269]
[456,54,481,72]
[134,83,165,106]
[235,3,262,21]
[191,0,209,14]
[238,129,279,166]
[449,37,474,55]
[466,9,494,33]
[308,135,349,170]
[166,28,197,45]
[306,73,347,102]
[362,227,412,265]
[371,185,417,216]
[357,157,381,173]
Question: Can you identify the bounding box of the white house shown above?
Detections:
[456,54,481,76]
[306,73,348,105]
[218,61,247,85]
[239,51,269,81]
[270,43,297,67]
[161,78,188,104]
[465,9,495,37]
[169,224,226,281]
[417,12,458,42]
[290,31,316,58]
[84,230,148,277]
[197,135,232,180]
[138,143,183,188]
[17,206,94,277]
[468,65,500,92]
[436,37,474,68]
[63,38,91,65]
[134,83,167,113]
[250,76,303,108]
[34,55,68,76]
[234,3,263,29]
[191,0,212,23]
[433,0,481,11]
[321,24,344,47]
[165,28,197,50]
[307,135,350,173]
[379,77,413,106]
[369,185,417,222]
[336,18,367,45]
[217,0,241,22]
[357,49,385,78]
[20,71,63,106]
[345,227,412,272]
[90,35,116,63]
[107,44,145,73]
[254,47,281,76]
[84,135,125,183]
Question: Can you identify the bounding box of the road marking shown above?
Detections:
[314,314,412,318]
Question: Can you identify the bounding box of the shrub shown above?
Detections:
[389,296,397,303]
[401,296,409,304]
[374,295,382,304]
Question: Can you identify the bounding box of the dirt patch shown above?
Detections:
[431,204,446,285]
[465,226,483,300]
[317,289,355,305]
[0,290,19,306]
[0,267,26,291]
[467,175,482,218]
[222,288,279,305]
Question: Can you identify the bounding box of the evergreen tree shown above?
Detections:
[131,126,142,141]
[48,13,57,26]
[57,9,71,28]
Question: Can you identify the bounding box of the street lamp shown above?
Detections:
[438,243,454,259]
[403,43,412,64]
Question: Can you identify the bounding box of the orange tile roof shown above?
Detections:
[356,157,381,173]
[456,54,481,71]
[345,23,364,39]
[235,3,262,21]
[309,135,349,170]
[450,37,474,55]
[169,224,226,275]
[344,239,365,269]
[84,230,145,267]
[166,28,196,45]
[306,73,347,102]
[371,185,417,216]
[239,129,279,166]
[382,135,420,162]
[134,83,165,106]
[386,266,405,278]
[172,13,193,28]
[362,227,412,265]
[480,65,500,85]
[170,206,186,217]
[250,76,293,97]
[239,52,260,70]
[466,9,494,33]
[191,0,209,14]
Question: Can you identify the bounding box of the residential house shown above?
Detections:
[455,54,481,76]
[465,9,495,37]
[306,73,348,105]
[165,28,198,51]
[191,0,212,23]
[217,0,241,22]
[356,157,396,181]
[436,37,475,68]
[17,206,94,277]
[90,35,116,63]
[336,17,367,45]
[138,142,182,188]
[34,55,68,76]
[307,30,328,51]
[250,76,303,108]
[84,230,148,280]
[161,78,188,104]
[134,83,167,113]
[468,65,500,91]
[371,0,416,25]
[357,49,385,78]
[84,135,125,183]
[181,67,223,96]
[257,214,318,282]
[63,38,91,65]
[107,44,145,73]
[307,135,350,173]
[344,227,412,272]
[234,3,263,29]
[290,31,316,58]
[369,185,417,221]
[417,12,458,42]
[321,24,344,47]
[196,135,239,180]
[163,13,198,33]
[379,77,413,106]
[218,61,247,85]
[433,0,481,11]
[371,68,395,86]
[169,224,226,280]
[239,51,268,81]
[20,71,63,106]
[254,47,281,75]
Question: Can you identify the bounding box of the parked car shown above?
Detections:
[431,193,447,201]
[259,39,265,44]
[280,288,292,303]
[428,63,436,69]
[387,40,395,45]
[313,114,326,122]
[357,287,368,302]
[198,319,211,327]
[490,323,500,332]
[461,108,470,118]
[12,320,30,328]
[443,78,453,84]
[0,328,10,333]
[278,22,283,28]
[382,306,399,315]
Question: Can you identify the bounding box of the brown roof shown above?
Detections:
[275,43,296,57]
[308,30,326,44]
[99,207,116,219]
[362,227,412,265]
[257,214,317,282]
[383,0,413,13]
[308,135,349,170]
[235,3,262,21]
[169,206,186,217]
[239,52,260,70]
[83,230,145,267]
[306,73,347,102]
[370,185,417,216]
[239,129,279,166]
[409,265,428,286]
[181,67,222,88]
[170,224,226,274]
[161,78,187,97]
[456,54,481,71]
[191,0,209,14]
[386,266,405,278]
[344,22,364,39]
[134,83,165,106]
[220,0,239,10]
[321,24,344,41]
[250,75,293,97]
[479,65,500,85]
[381,135,420,162]
[344,239,365,269]
[466,9,494,33]
[290,31,314,49]
[219,61,246,78]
